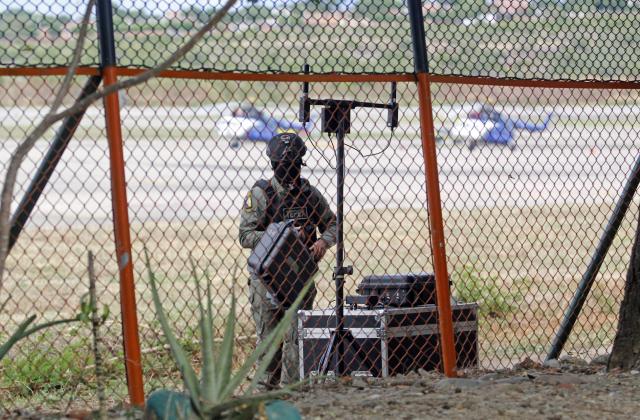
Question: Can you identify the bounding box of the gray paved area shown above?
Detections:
[0,104,638,231]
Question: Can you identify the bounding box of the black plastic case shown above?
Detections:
[248,220,318,307]
[356,273,437,307]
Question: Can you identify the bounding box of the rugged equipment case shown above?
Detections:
[356,273,438,307]
[248,220,318,307]
[298,303,478,378]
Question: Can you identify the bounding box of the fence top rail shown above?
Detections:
[4,67,640,90]
[4,1,640,81]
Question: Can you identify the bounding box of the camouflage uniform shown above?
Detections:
[239,176,336,387]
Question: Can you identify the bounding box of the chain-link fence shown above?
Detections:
[2,0,639,414]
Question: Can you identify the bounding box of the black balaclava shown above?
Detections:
[272,159,302,188]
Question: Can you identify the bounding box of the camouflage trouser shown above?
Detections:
[249,273,315,388]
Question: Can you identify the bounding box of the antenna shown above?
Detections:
[299,64,311,123]
[298,64,400,377]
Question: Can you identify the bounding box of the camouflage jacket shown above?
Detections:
[239,177,337,250]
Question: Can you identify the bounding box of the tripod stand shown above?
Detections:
[299,66,398,376]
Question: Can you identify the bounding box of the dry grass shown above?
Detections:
[1,201,635,411]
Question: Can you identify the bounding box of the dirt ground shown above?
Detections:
[290,357,640,419]
[4,356,640,419]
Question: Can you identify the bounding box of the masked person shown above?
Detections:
[239,133,337,388]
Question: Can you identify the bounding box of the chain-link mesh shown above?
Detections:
[4,1,640,79]
[0,75,129,412]
[2,0,639,414]
[434,84,637,365]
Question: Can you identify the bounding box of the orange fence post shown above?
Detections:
[408,0,457,377]
[416,74,458,377]
[97,0,145,405]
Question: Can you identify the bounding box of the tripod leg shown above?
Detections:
[318,331,337,376]
[316,329,375,377]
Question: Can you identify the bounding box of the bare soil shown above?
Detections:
[4,358,639,419]
[291,358,640,419]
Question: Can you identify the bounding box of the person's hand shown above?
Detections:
[310,239,328,262]
[295,226,308,242]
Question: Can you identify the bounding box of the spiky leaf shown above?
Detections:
[221,280,313,399]
[216,267,237,394]
[191,255,217,408]
[1,315,80,361]
[0,315,36,360]
[206,388,293,418]
[22,317,80,337]
[145,248,202,415]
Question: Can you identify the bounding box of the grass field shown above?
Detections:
[1,73,639,412]
[1,199,634,411]
[3,6,640,79]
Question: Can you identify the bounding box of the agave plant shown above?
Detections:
[145,250,309,419]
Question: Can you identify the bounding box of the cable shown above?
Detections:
[304,125,336,170]
[304,116,396,167]
[345,127,394,158]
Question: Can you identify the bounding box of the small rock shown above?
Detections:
[417,368,436,378]
[630,370,640,375]
[515,357,542,370]
[405,371,420,379]
[351,377,368,388]
[559,355,588,366]
[478,372,501,382]
[67,410,91,419]
[590,354,610,366]
[404,392,425,398]
[434,378,483,391]
[543,359,561,369]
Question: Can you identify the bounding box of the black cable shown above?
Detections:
[304,125,336,170]
[345,128,394,158]
[304,116,396,166]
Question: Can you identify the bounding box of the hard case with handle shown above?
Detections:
[248,220,318,307]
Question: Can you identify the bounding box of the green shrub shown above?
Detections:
[453,265,531,317]
[1,337,88,397]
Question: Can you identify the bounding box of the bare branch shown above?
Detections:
[50,0,97,114]
[0,0,235,293]
[88,251,107,419]
[0,0,96,293]
[52,0,237,123]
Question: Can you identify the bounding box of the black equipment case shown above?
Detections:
[298,303,478,378]
[355,273,438,308]
[248,220,318,307]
